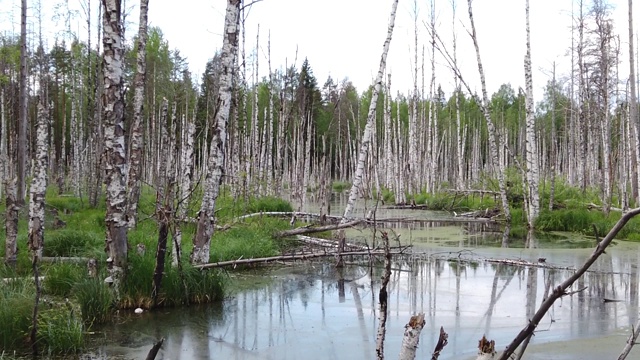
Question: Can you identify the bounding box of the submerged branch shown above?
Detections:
[193,249,405,270]
[276,219,363,237]
[498,207,640,359]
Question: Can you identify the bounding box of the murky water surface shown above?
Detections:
[87,204,640,359]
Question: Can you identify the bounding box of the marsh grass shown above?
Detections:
[43,263,83,297]
[74,278,113,325]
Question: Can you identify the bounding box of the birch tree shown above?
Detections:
[338,0,399,266]
[126,0,149,229]
[191,0,241,265]
[630,0,640,205]
[28,98,49,259]
[524,0,540,226]
[466,0,511,222]
[102,0,129,290]
[17,0,27,204]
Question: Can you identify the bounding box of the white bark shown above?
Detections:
[524,0,540,226]
[192,0,241,265]
[28,99,49,259]
[630,0,640,205]
[102,0,129,290]
[398,313,426,360]
[126,0,149,229]
[466,0,511,222]
[341,0,399,222]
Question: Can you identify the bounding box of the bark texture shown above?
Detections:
[466,0,511,223]
[398,313,426,360]
[339,0,399,266]
[191,0,241,265]
[17,0,27,203]
[102,0,128,290]
[126,0,149,229]
[524,0,540,226]
[28,100,49,259]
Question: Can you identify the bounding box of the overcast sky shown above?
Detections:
[0,0,632,102]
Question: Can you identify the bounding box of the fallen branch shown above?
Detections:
[296,235,367,250]
[40,256,91,263]
[498,207,640,359]
[193,249,404,270]
[431,326,449,360]
[236,211,342,222]
[276,219,363,237]
[145,338,164,360]
[618,319,640,360]
[398,313,426,360]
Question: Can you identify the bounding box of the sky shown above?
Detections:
[0,0,633,102]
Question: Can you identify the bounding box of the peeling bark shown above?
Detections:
[524,0,540,226]
[102,0,129,293]
[127,0,149,229]
[398,313,426,360]
[191,0,241,265]
[28,100,49,259]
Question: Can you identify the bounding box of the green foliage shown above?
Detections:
[37,307,84,355]
[211,219,282,263]
[331,181,351,193]
[0,277,33,350]
[74,278,114,326]
[247,196,293,213]
[43,264,83,297]
[43,230,99,257]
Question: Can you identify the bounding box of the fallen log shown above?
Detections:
[40,256,90,263]
[296,235,367,250]
[236,211,342,222]
[193,249,404,270]
[276,219,364,237]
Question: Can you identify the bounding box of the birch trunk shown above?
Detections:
[126,0,149,229]
[102,0,129,291]
[398,313,426,360]
[0,88,5,198]
[191,0,241,265]
[17,0,27,204]
[341,0,398,221]
[173,115,195,266]
[630,0,640,205]
[28,99,49,259]
[467,0,511,223]
[338,0,399,267]
[524,0,540,226]
[152,99,170,307]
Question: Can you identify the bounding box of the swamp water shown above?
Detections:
[85,205,640,359]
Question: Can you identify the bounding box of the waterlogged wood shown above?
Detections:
[375,231,392,359]
[431,326,449,360]
[126,0,149,229]
[145,338,164,360]
[193,249,401,270]
[398,313,426,360]
[192,0,241,265]
[296,235,367,250]
[498,207,640,359]
[477,336,496,360]
[618,317,640,359]
[237,211,342,223]
[102,0,128,295]
[276,219,364,237]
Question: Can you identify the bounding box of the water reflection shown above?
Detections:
[88,249,640,360]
